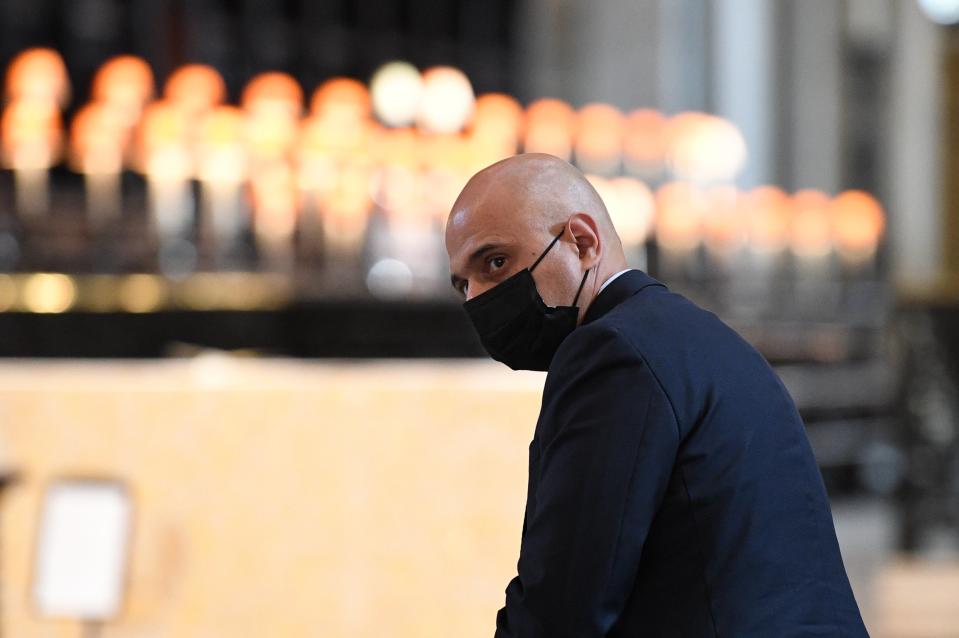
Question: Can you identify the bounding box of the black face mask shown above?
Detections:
[463,229,590,371]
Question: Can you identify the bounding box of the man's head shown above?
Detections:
[446,153,627,324]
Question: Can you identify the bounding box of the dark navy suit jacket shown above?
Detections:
[494,269,868,637]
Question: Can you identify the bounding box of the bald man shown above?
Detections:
[446,154,868,637]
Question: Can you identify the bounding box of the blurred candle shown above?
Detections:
[416,66,475,134]
[654,181,707,281]
[70,103,127,228]
[138,101,194,241]
[575,103,625,175]
[4,48,70,107]
[164,64,226,120]
[0,99,63,216]
[666,113,747,185]
[468,93,523,168]
[311,77,371,123]
[241,73,303,270]
[91,55,155,130]
[587,175,655,268]
[2,48,69,218]
[523,99,574,160]
[790,189,835,287]
[701,186,746,267]
[741,186,792,303]
[789,189,838,309]
[197,106,248,261]
[830,190,885,267]
[298,114,376,267]
[242,72,303,121]
[370,61,423,128]
[624,109,667,179]
[250,162,299,272]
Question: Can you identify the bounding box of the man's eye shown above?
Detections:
[489,256,506,270]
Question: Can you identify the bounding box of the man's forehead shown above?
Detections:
[448,204,510,248]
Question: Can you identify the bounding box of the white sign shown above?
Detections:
[33,480,132,620]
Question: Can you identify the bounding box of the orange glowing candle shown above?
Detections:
[829,190,885,266]
[250,161,299,272]
[587,175,655,267]
[2,48,70,217]
[137,101,194,239]
[468,93,523,168]
[575,103,625,176]
[701,186,746,261]
[0,99,63,216]
[624,109,667,178]
[197,106,248,255]
[4,48,70,107]
[523,98,574,160]
[666,113,747,185]
[91,55,155,130]
[790,189,833,260]
[70,102,127,227]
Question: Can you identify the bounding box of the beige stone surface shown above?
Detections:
[874,559,959,638]
[0,358,545,638]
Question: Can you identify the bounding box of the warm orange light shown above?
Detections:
[4,47,70,106]
[588,175,655,246]
[523,98,574,160]
[250,162,299,241]
[701,186,746,254]
[245,110,298,160]
[241,72,303,119]
[374,127,418,167]
[419,133,468,170]
[197,106,246,183]
[91,55,155,126]
[137,100,191,179]
[21,273,76,313]
[299,112,374,159]
[666,112,747,183]
[199,105,245,147]
[469,93,523,164]
[0,99,63,169]
[70,102,127,174]
[790,189,833,258]
[471,93,523,138]
[139,101,188,151]
[164,64,226,117]
[655,181,706,252]
[575,103,625,175]
[830,190,885,262]
[310,77,371,122]
[417,66,475,134]
[744,186,791,252]
[624,109,667,173]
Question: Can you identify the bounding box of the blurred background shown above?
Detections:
[0,0,957,636]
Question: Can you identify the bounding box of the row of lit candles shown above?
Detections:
[0,47,883,278]
[589,179,886,265]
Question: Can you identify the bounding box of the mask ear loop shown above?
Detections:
[530,229,566,272]
[571,268,590,307]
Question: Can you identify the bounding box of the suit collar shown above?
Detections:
[581,269,666,325]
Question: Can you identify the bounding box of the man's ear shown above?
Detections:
[567,213,602,265]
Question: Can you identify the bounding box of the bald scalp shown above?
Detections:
[446,153,620,246]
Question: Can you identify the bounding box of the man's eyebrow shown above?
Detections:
[450,242,502,291]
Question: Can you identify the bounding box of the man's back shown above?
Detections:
[500,269,868,637]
